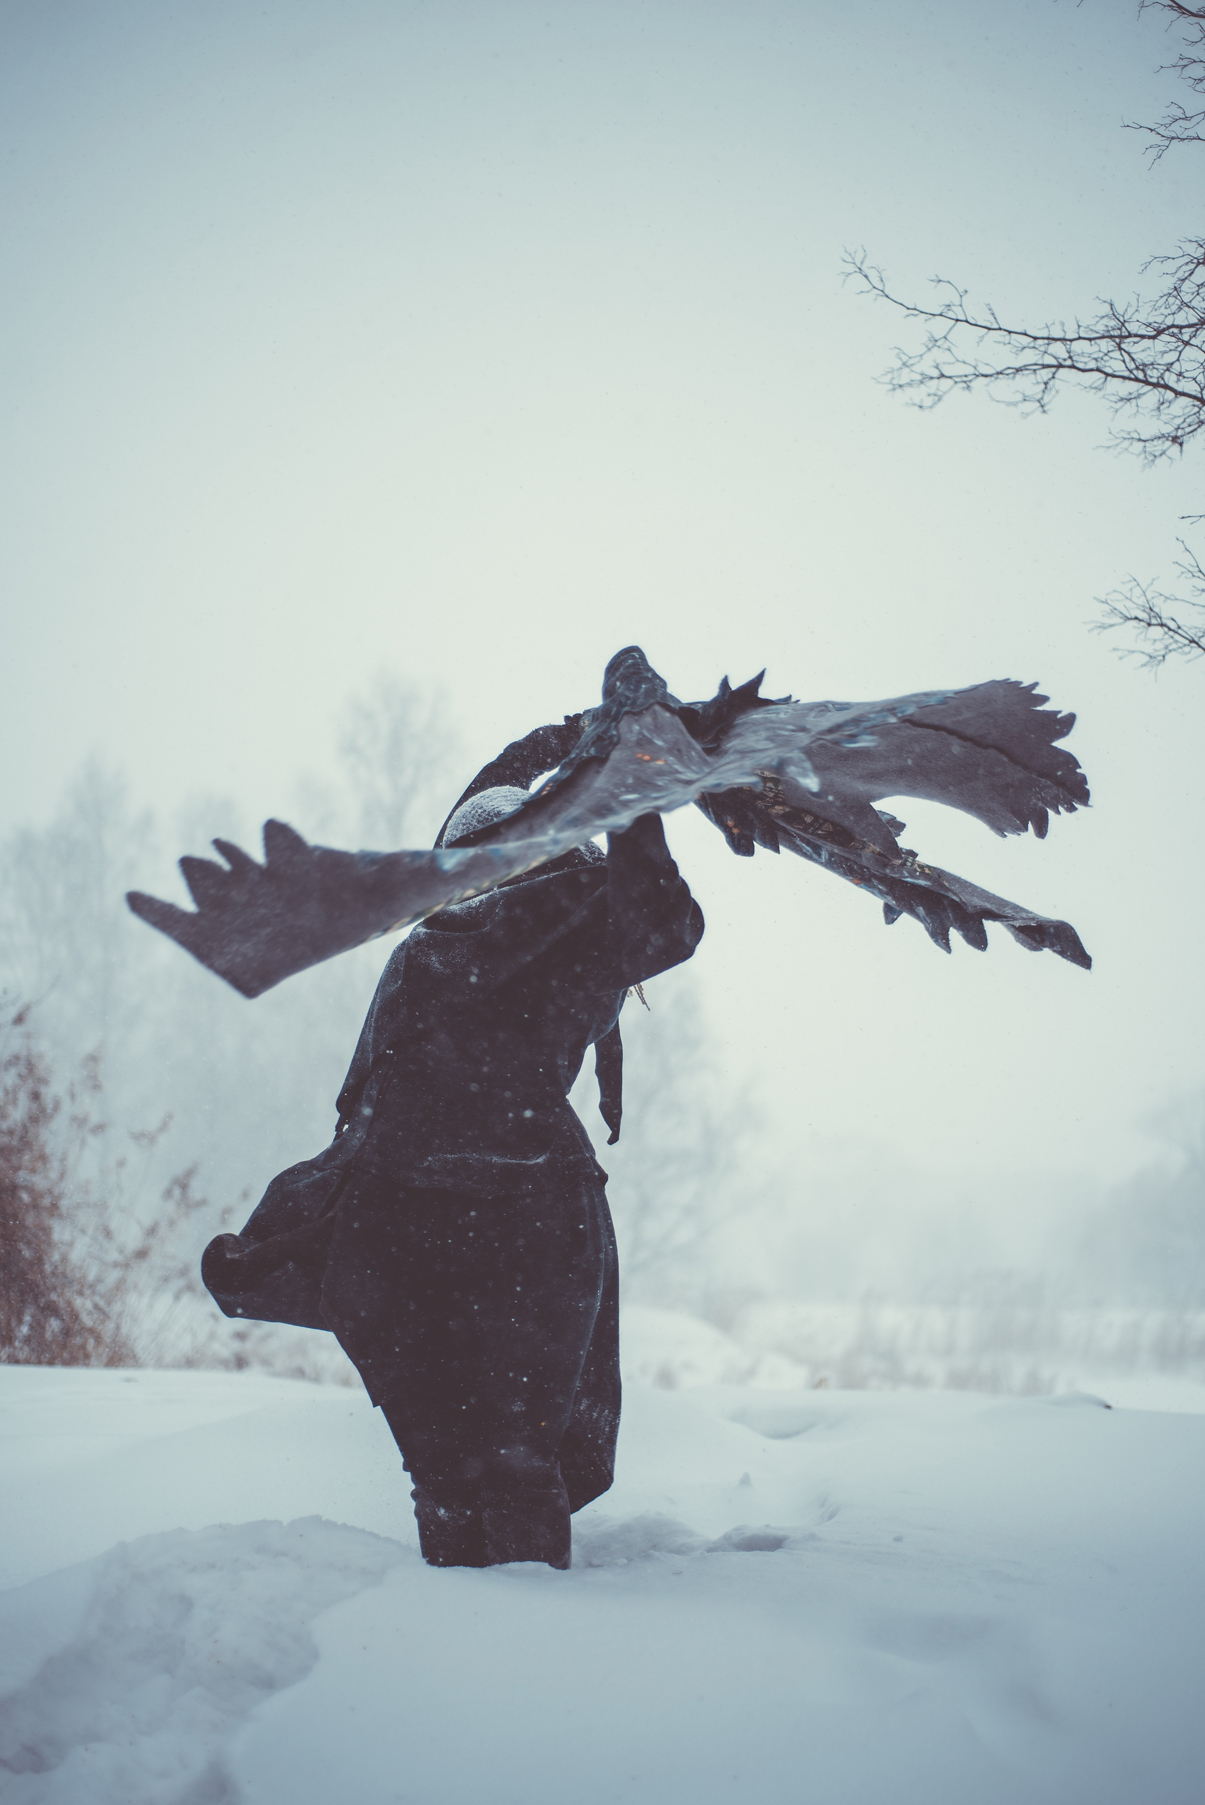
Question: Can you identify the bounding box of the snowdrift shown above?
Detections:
[1,1365,1203,1804]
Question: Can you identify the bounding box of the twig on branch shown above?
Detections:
[1128,2,1205,162]
[843,0,1205,673]
[1092,538,1205,667]
[843,244,1205,463]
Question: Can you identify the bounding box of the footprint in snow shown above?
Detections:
[572,1513,705,1567]
[0,1517,402,1805]
[706,1526,795,1553]
[573,1514,820,1566]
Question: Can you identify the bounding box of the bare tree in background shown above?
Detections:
[294,672,461,850]
[582,972,761,1310]
[0,672,462,1124]
[338,674,459,848]
[845,0,1205,669]
[0,675,462,1373]
[0,763,159,1057]
[1077,1088,1205,1308]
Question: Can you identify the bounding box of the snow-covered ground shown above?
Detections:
[2,1362,1203,1805]
[620,1301,1205,1396]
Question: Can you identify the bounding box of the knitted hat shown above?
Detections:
[443,784,604,866]
[442,786,532,846]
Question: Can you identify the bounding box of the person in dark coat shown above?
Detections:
[202,791,703,1569]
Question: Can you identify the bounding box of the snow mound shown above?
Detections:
[3,1370,1205,1805]
[723,1395,834,1438]
[571,1511,703,1566]
[620,1305,809,1389]
[573,1504,834,1567]
[703,1524,796,1552]
[0,1517,401,1805]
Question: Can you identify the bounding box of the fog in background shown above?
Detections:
[3,0,1204,1380]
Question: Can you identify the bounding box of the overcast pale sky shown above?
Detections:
[3,0,1203,1223]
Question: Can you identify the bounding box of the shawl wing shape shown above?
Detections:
[127,649,1090,995]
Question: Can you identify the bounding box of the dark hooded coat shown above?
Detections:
[202,814,703,1493]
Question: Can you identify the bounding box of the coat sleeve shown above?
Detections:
[603,812,704,987]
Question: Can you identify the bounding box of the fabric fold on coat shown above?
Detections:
[201,813,703,1330]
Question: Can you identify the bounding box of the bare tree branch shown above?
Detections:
[843,244,1205,463]
[845,1,1205,668]
[1092,538,1205,667]
[844,0,1205,463]
[1127,2,1205,162]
